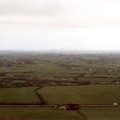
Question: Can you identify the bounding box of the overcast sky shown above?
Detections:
[0,0,120,51]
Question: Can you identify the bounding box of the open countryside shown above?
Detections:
[0,51,120,119]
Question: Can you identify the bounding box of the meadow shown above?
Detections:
[0,84,120,105]
[0,107,80,120]
[0,87,39,104]
[0,107,119,120]
[39,85,120,104]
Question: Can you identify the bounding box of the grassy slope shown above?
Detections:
[39,85,120,104]
[81,107,120,120]
[0,107,120,120]
[0,107,80,120]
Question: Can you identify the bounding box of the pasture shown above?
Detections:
[0,107,80,120]
[0,87,39,104]
[0,107,120,120]
[39,85,120,104]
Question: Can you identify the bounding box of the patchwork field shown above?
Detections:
[1,52,120,82]
[0,52,120,119]
[0,85,120,105]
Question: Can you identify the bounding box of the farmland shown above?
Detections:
[39,85,120,104]
[80,107,120,120]
[0,107,80,120]
[0,51,120,119]
[0,87,39,104]
[0,85,120,105]
[1,51,120,83]
[0,107,120,120]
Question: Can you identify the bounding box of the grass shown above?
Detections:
[0,107,80,120]
[81,107,120,120]
[0,107,120,120]
[39,85,120,104]
[0,87,39,104]
[11,80,26,84]
[0,84,120,105]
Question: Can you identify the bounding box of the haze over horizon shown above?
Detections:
[0,0,120,51]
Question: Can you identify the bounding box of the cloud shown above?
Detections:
[0,0,120,16]
[0,0,120,51]
[0,0,61,16]
[0,0,120,27]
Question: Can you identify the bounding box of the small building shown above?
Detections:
[56,104,79,110]
[113,102,119,106]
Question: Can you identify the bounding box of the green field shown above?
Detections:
[39,85,120,104]
[0,107,120,120]
[0,107,79,120]
[0,87,39,104]
[0,85,120,105]
[81,107,120,120]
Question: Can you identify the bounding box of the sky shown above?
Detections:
[0,0,120,51]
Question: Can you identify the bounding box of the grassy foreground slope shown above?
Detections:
[0,107,80,120]
[0,107,120,120]
[0,87,39,104]
[39,85,120,104]
[81,107,120,120]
